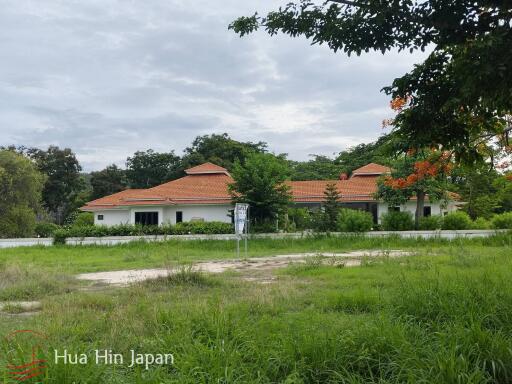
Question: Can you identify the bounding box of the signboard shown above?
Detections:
[234,203,249,235]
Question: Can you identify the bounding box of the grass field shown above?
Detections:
[1,234,512,383]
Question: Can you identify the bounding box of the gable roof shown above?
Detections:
[184,162,230,175]
[351,163,391,176]
[81,162,441,211]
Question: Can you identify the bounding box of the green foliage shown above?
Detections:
[229,152,291,222]
[336,134,394,174]
[71,212,94,227]
[90,164,127,199]
[181,133,267,171]
[322,182,340,231]
[34,222,60,237]
[471,217,491,230]
[0,150,44,238]
[250,221,278,234]
[231,1,512,160]
[381,211,414,231]
[126,149,181,188]
[28,146,84,224]
[418,215,443,230]
[311,210,329,232]
[442,212,472,230]
[289,155,340,181]
[337,209,373,232]
[0,206,36,238]
[491,212,512,229]
[287,208,312,231]
[53,222,234,243]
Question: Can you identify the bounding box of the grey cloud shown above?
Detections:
[0,0,428,171]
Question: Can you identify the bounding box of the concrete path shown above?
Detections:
[76,250,411,285]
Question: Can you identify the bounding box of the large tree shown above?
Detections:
[181,133,268,171]
[229,152,291,222]
[231,1,512,162]
[90,164,127,199]
[0,150,44,237]
[27,146,84,224]
[376,150,453,228]
[126,150,181,188]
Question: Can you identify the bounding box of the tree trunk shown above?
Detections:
[415,190,425,230]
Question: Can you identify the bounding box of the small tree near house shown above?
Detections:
[323,182,340,231]
[376,150,452,229]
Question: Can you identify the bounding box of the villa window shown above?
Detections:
[176,211,183,223]
[135,212,159,226]
[388,206,400,212]
[97,214,104,221]
[423,206,432,217]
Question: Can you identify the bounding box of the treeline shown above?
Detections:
[1,132,511,238]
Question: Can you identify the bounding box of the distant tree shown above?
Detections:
[27,146,84,224]
[126,150,181,188]
[229,152,291,222]
[376,150,452,228]
[493,174,512,213]
[182,133,267,171]
[0,150,44,237]
[323,182,340,231]
[90,164,127,199]
[336,135,395,175]
[290,155,340,181]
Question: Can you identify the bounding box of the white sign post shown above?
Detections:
[234,203,249,258]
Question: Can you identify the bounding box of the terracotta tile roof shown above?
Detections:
[80,162,458,211]
[351,163,391,176]
[185,162,230,175]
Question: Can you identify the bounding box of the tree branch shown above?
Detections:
[327,0,367,7]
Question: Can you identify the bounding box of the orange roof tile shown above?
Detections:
[81,162,457,211]
[185,162,230,175]
[351,163,391,176]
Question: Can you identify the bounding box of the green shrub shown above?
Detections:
[442,211,472,230]
[418,215,442,230]
[53,229,68,245]
[288,208,312,230]
[381,211,414,231]
[311,210,330,232]
[72,212,94,227]
[0,205,36,238]
[35,222,60,237]
[250,221,277,234]
[52,221,234,242]
[491,212,512,229]
[337,209,373,232]
[471,217,491,229]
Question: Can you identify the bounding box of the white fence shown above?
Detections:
[0,230,508,249]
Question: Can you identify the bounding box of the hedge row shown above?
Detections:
[53,222,234,244]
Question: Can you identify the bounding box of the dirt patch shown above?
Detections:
[0,301,42,316]
[76,250,411,286]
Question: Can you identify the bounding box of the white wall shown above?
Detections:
[377,201,458,223]
[163,205,233,224]
[94,204,233,226]
[94,210,130,226]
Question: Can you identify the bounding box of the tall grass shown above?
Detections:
[0,237,511,382]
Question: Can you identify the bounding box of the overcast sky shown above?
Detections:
[0,0,428,171]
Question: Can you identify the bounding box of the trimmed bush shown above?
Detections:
[418,215,443,230]
[52,221,234,243]
[491,212,512,229]
[442,211,472,230]
[337,209,373,232]
[35,222,60,237]
[471,217,491,230]
[72,212,94,227]
[381,211,414,231]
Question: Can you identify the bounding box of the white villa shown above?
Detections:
[81,162,460,226]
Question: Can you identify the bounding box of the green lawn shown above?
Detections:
[1,234,512,383]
